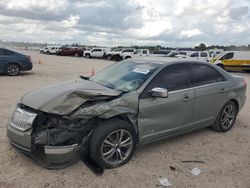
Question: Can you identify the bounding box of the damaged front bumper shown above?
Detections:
[6,107,83,169]
[7,124,80,169]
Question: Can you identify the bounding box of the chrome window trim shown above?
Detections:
[168,81,230,94]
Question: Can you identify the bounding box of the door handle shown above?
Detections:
[182,95,192,102]
[220,88,228,93]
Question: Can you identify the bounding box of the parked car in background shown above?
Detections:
[187,51,211,62]
[0,48,33,76]
[105,48,123,60]
[166,51,188,58]
[57,47,83,57]
[7,58,246,170]
[111,48,136,61]
[84,48,109,58]
[40,47,48,54]
[152,50,170,56]
[123,49,150,59]
[123,49,169,59]
[40,45,61,54]
[210,51,250,71]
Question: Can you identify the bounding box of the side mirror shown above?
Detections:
[150,87,168,98]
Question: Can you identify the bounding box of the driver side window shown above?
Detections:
[140,64,190,99]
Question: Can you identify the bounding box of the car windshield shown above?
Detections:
[90,60,159,92]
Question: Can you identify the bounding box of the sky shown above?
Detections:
[0,0,249,47]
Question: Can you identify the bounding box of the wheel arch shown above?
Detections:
[228,99,239,113]
[99,114,139,144]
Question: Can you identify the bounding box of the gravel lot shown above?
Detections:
[0,50,250,188]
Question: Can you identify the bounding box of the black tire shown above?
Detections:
[46,51,50,55]
[5,63,20,76]
[74,53,79,57]
[124,56,131,59]
[107,55,112,60]
[85,54,91,58]
[90,118,137,169]
[211,101,238,132]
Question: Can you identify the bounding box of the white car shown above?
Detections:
[40,46,60,55]
[105,48,123,60]
[84,48,108,58]
[186,51,211,61]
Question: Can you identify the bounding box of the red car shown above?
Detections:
[57,47,83,57]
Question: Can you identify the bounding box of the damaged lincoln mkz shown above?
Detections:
[7,58,246,169]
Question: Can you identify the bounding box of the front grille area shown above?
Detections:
[10,107,37,131]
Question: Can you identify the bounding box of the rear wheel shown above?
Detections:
[46,51,50,55]
[5,63,20,76]
[212,101,237,132]
[90,119,137,169]
[74,53,79,57]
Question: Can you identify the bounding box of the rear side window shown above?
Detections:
[191,64,224,87]
[92,49,102,52]
[142,50,148,54]
[190,52,199,57]
[201,52,208,57]
[141,64,190,98]
[220,52,234,60]
[123,49,134,52]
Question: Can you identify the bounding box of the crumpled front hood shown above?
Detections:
[21,79,121,115]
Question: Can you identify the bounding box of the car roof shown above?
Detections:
[132,57,207,65]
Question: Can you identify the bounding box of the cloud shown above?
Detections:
[180,29,203,38]
[0,0,249,46]
[229,6,249,20]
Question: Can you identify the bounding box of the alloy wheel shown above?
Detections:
[220,104,236,129]
[6,64,20,76]
[101,129,133,166]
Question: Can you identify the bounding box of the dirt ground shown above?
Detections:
[0,50,250,188]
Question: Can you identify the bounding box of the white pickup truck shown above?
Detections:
[84,48,109,58]
[40,46,60,54]
[122,49,150,59]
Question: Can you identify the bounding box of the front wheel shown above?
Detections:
[5,63,20,76]
[212,101,237,132]
[107,55,112,60]
[85,54,91,58]
[90,119,137,169]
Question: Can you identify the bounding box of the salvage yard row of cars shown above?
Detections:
[1,46,250,76]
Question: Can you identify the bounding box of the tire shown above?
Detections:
[46,51,50,55]
[5,63,20,76]
[90,119,137,169]
[85,54,91,58]
[124,56,131,59]
[107,55,112,60]
[211,101,238,132]
[74,53,79,57]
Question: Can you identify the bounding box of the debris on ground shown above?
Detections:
[190,168,202,176]
[158,177,171,187]
[182,160,205,163]
[169,166,176,171]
